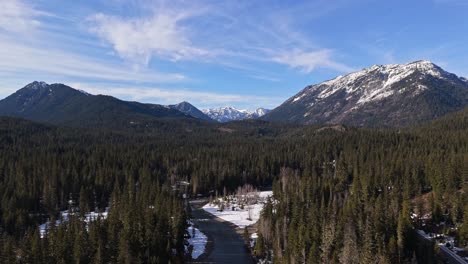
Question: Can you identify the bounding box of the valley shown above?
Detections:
[2,1,468,263]
[0,105,466,263]
[0,66,467,263]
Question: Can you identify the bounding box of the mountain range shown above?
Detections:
[263,60,468,127]
[0,60,466,128]
[202,107,270,122]
[0,82,267,127]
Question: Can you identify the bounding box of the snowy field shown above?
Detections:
[186,223,208,260]
[202,191,272,228]
[39,209,108,238]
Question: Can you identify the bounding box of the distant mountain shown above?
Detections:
[0,81,192,127]
[251,108,270,118]
[202,106,270,122]
[263,60,468,127]
[168,101,214,122]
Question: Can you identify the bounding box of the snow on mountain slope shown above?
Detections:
[202,106,270,122]
[264,60,468,127]
[297,60,450,105]
[253,107,270,117]
[25,81,49,90]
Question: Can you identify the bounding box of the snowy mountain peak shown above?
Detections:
[254,108,269,116]
[202,106,270,122]
[22,81,91,96]
[291,60,455,106]
[265,60,468,127]
[210,106,246,113]
[25,81,49,90]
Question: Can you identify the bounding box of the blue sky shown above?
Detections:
[1,0,467,109]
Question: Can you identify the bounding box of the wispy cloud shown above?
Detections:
[248,75,281,82]
[0,36,186,84]
[86,0,353,74]
[272,49,354,73]
[0,0,49,33]
[0,1,188,96]
[87,6,213,65]
[0,0,356,109]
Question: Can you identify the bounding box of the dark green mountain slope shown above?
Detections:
[169,101,215,122]
[0,81,193,127]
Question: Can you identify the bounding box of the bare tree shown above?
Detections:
[247,203,253,221]
[233,184,259,220]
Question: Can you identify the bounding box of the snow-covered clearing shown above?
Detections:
[186,221,207,260]
[202,191,273,228]
[39,209,108,238]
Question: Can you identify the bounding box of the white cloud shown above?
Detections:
[249,75,281,82]
[0,0,354,109]
[86,2,353,75]
[88,10,210,65]
[0,0,47,33]
[272,49,354,73]
[0,35,186,85]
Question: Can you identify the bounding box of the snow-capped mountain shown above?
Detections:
[25,81,49,90]
[264,60,468,127]
[202,106,271,122]
[252,108,270,117]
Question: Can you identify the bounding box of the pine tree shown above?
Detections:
[254,232,265,258]
[397,200,412,256]
[459,204,468,245]
[79,186,90,217]
[30,229,43,263]
[339,222,359,264]
[244,228,250,245]
[361,218,375,264]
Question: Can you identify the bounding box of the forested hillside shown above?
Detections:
[0,108,466,263]
[255,108,468,263]
[0,82,193,128]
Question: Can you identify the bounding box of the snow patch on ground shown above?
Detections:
[186,223,208,260]
[292,93,306,102]
[357,88,394,105]
[202,191,273,228]
[39,208,108,238]
[250,232,258,248]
